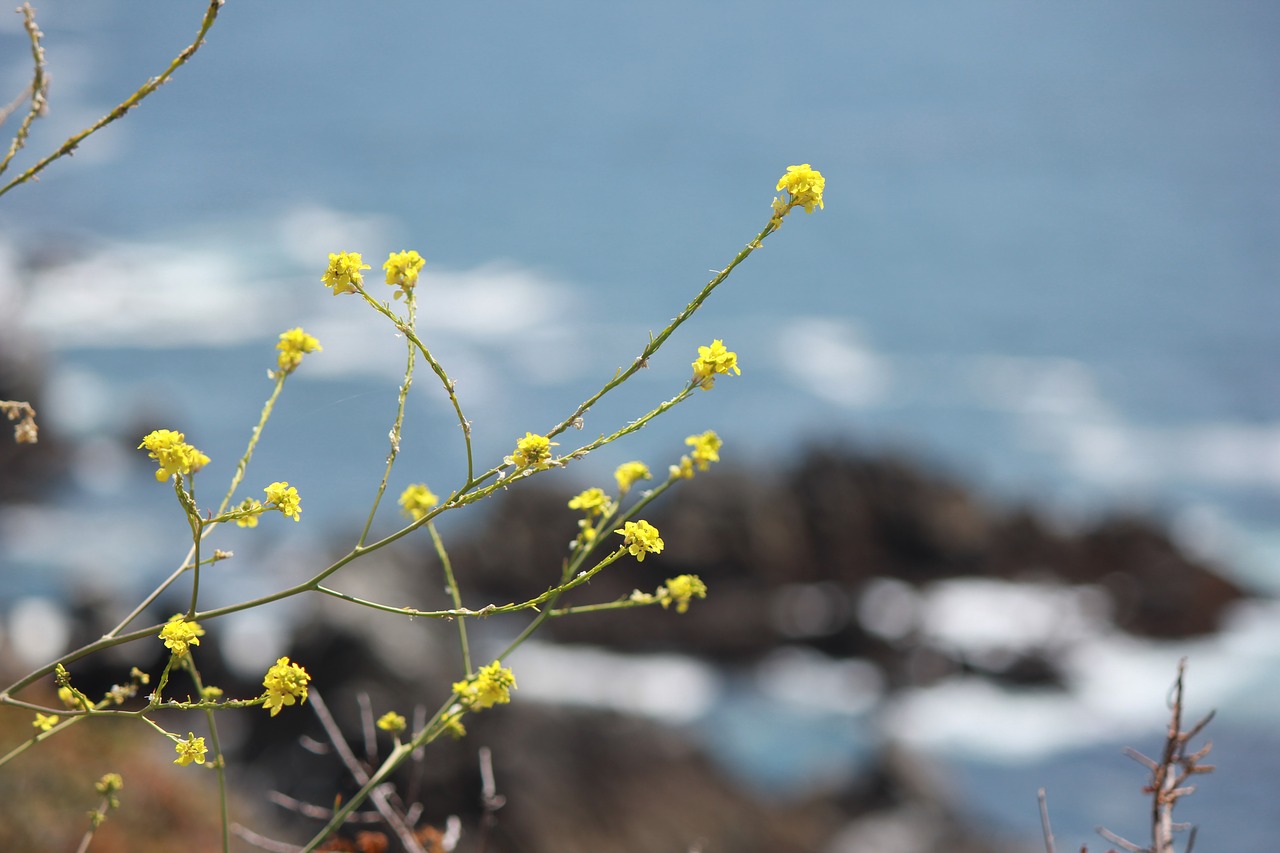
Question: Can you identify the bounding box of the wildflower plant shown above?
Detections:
[0,63,826,848]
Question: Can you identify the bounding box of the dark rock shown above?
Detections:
[439,445,1247,665]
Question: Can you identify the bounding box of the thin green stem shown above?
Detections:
[217,371,287,517]
[117,368,288,635]
[358,295,417,547]
[300,692,460,851]
[0,4,47,177]
[356,288,474,483]
[547,596,650,617]
[0,0,226,200]
[182,659,229,853]
[543,215,781,445]
[430,521,472,674]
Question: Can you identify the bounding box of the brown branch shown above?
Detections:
[1095,658,1214,853]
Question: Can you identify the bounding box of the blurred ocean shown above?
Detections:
[2,1,1278,849]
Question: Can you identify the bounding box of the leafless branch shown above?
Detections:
[1038,787,1058,853]
[309,687,427,853]
[1095,658,1214,853]
[0,0,226,200]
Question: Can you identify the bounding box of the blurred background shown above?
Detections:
[1,2,1277,851]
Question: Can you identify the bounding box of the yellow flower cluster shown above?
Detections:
[321,251,371,295]
[614,461,651,494]
[659,574,708,614]
[509,432,556,468]
[275,327,322,374]
[32,712,57,732]
[138,429,210,482]
[234,497,263,528]
[159,616,204,657]
[264,481,302,521]
[261,656,311,716]
[775,163,826,214]
[453,661,516,711]
[384,250,425,297]
[568,487,613,517]
[173,733,207,766]
[686,430,722,470]
[670,430,723,479]
[95,773,123,797]
[398,483,439,521]
[691,339,740,389]
[376,711,407,733]
[616,519,664,562]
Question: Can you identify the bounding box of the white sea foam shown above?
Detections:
[20,240,275,348]
[883,595,1280,761]
[776,317,890,407]
[513,642,719,723]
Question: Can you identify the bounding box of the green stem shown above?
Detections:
[114,369,289,637]
[357,295,416,547]
[543,215,781,445]
[0,4,47,177]
[0,0,226,200]
[430,521,472,675]
[182,659,229,853]
[300,693,460,852]
[217,370,287,517]
[356,288,474,483]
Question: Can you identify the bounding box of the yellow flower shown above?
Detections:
[95,773,123,796]
[138,429,210,482]
[57,686,82,709]
[616,519,664,562]
[234,498,264,528]
[321,251,371,295]
[398,483,439,521]
[264,481,302,521]
[660,574,708,614]
[691,340,740,389]
[32,713,57,732]
[568,487,613,517]
[669,455,695,480]
[201,685,224,701]
[575,518,599,545]
[384,250,426,296]
[275,327,322,373]
[376,711,407,733]
[614,461,651,494]
[685,430,722,471]
[261,656,311,716]
[509,432,556,468]
[453,661,516,711]
[173,733,207,766]
[159,616,204,657]
[775,164,825,214]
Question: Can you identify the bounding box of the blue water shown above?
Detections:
[3,1,1279,846]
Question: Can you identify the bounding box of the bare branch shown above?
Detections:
[1038,788,1058,853]
[309,688,427,853]
[0,0,226,200]
[1095,825,1146,853]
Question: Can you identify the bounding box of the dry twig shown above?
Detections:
[1,400,38,444]
[1092,658,1214,853]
